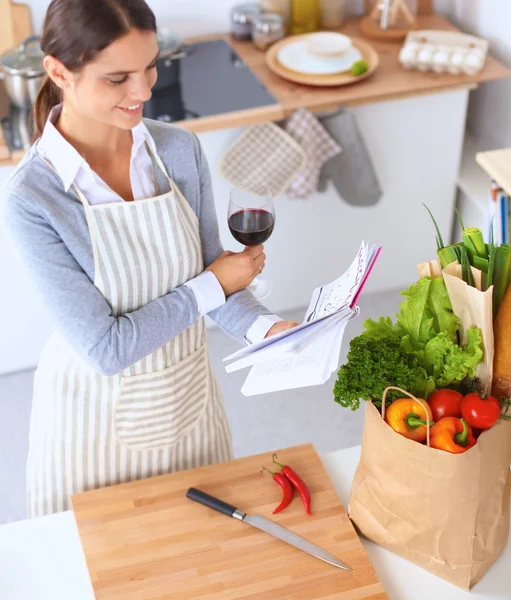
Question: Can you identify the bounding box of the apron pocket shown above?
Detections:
[114,344,209,451]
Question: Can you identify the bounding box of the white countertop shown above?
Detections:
[0,446,509,600]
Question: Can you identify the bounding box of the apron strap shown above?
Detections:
[145,140,189,205]
[145,141,183,197]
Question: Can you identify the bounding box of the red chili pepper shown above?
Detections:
[261,466,294,514]
[272,453,312,516]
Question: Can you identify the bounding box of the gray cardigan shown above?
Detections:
[1,119,271,375]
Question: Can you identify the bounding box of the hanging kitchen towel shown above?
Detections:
[317,108,382,206]
[218,122,307,197]
[284,109,342,200]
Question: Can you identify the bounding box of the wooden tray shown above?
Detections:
[71,443,388,600]
[266,35,380,87]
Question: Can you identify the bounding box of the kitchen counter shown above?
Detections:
[182,13,510,133]
[0,445,509,600]
[0,13,509,165]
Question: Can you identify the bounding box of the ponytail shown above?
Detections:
[33,75,62,140]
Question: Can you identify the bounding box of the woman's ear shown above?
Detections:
[43,55,71,91]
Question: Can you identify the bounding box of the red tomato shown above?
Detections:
[427,389,463,422]
[460,393,501,430]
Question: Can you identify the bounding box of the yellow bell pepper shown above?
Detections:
[385,398,434,443]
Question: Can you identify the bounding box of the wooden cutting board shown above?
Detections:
[71,443,388,600]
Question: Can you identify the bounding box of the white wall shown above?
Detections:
[24,0,367,37]
[448,0,511,149]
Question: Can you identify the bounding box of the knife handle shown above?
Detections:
[186,487,245,519]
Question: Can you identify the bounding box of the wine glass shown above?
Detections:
[228,182,275,300]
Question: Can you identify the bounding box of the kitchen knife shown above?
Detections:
[186,487,352,571]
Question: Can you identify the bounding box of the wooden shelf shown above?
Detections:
[476,147,511,197]
[1,13,510,167]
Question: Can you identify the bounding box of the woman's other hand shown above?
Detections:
[206,245,265,297]
[265,320,299,338]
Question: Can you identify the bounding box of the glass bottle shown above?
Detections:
[320,0,345,30]
[262,0,291,31]
[290,0,320,35]
[366,0,417,31]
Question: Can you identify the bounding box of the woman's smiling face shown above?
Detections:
[49,28,159,130]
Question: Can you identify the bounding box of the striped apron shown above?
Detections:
[27,148,233,517]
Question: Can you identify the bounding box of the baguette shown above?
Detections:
[492,284,511,398]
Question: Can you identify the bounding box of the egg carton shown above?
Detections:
[399,30,489,75]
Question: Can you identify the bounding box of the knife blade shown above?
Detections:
[186,487,352,571]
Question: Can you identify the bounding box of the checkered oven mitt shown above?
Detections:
[285,109,342,199]
[218,122,307,197]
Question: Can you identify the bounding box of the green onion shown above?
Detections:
[463,227,487,260]
[492,244,511,316]
[487,245,496,288]
[472,256,489,273]
[423,203,445,250]
[438,244,460,269]
[460,246,475,287]
[455,206,465,231]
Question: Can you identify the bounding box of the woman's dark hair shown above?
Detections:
[34,0,157,138]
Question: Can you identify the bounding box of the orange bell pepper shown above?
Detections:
[430,417,476,454]
[385,398,433,443]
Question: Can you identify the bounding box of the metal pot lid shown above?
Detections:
[231,3,261,24]
[157,29,182,53]
[0,36,45,77]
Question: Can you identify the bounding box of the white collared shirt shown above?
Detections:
[36,105,279,342]
[37,105,157,204]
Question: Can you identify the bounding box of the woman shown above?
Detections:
[1,0,297,518]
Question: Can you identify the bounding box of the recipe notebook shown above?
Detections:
[224,241,381,396]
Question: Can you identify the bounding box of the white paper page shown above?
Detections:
[225,311,348,373]
[303,242,371,323]
[223,241,380,365]
[322,312,355,379]
[223,306,353,364]
[241,312,355,397]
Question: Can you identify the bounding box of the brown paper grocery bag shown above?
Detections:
[349,400,511,590]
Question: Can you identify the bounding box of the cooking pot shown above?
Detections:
[0,36,45,109]
[153,29,190,91]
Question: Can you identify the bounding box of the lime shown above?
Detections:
[351,60,369,76]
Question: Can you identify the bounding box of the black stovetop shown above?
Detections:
[143,38,278,124]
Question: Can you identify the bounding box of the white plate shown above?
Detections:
[277,40,362,75]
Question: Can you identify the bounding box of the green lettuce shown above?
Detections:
[344,276,484,401]
[396,277,459,349]
[362,316,403,341]
[422,326,483,388]
[426,277,459,340]
[397,277,436,346]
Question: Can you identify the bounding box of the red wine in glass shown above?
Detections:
[228,183,275,300]
[228,209,275,246]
